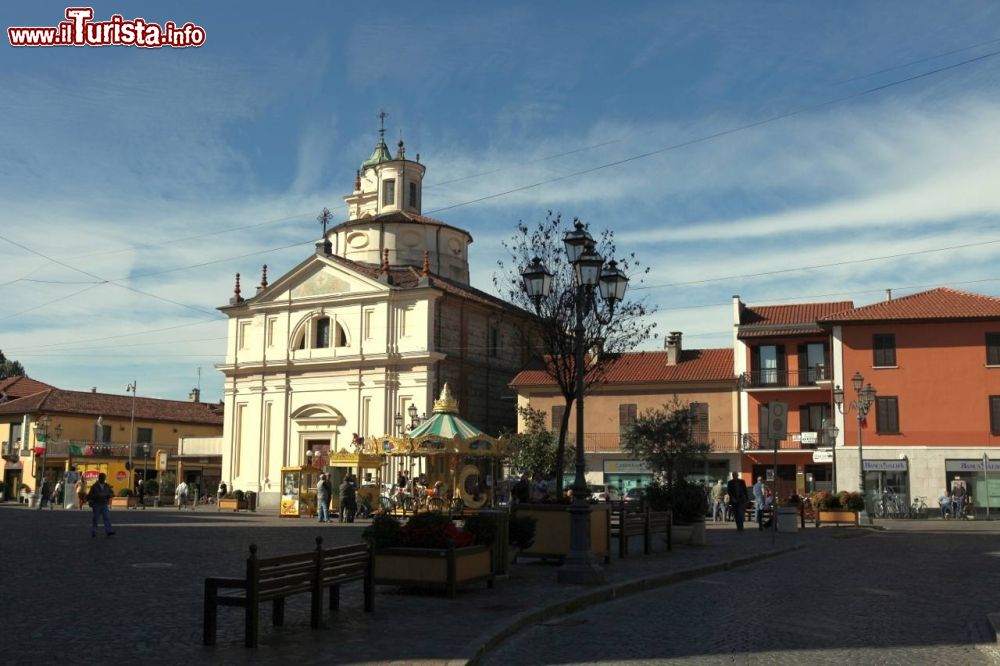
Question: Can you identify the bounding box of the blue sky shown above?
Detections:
[2,1,1000,402]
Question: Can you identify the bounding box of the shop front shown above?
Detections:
[602,459,654,493]
[944,459,1000,516]
[863,459,909,505]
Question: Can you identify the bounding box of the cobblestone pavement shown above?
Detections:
[10,503,983,666]
[481,521,1000,665]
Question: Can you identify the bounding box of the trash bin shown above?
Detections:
[246,491,257,512]
[476,509,510,576]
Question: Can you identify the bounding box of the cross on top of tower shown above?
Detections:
[376,110,388,140]
[317,207,332,236]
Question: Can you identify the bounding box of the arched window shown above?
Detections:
[293,328,306,350]
[335,322,348,347]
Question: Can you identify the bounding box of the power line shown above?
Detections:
[2,318,221,353]
[834,35,1000,85]
[425,47,1000,215]
[0,283,104,321]
[634,238,1000,290]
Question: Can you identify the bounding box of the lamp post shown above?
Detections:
[520,220,629,585]
[833,371,876,516]
[126,381,137,491]
[821,418,839,492]
[142,443,150,483]
[305,449,316,469]
[393,412,404,436]
[32,415,51,509]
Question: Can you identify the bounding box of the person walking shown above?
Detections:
[316,474,332,523]
[175,480,189,510]
[217,480,228,505]
[710,479,726,522]
[136,478,146,510]
[76,476,87,510]
[85,472,115,537]
[339,474,358,523]
[753,476,768,530]
[727,472,749,532]
[50,480,62,509]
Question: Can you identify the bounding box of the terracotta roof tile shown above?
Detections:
[0,389,223,425]
[819,288,1000,323]
[0,376,55,400]
[511,348,735,387]
[738,301,853,339]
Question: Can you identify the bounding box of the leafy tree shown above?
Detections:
[0,350,25,380]
[620,399,710,494]
[505,406,558,480]
[494,212,656,494]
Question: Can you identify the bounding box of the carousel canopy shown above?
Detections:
[367,383,506,457]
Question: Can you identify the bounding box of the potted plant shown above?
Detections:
[363,512,494,597]
[811,490,858,526]
[510,501,611,562]
[219,490,248,512]
[658,479,707,545]
[111,488,138,509]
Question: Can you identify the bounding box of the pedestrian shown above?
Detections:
[339,474,358,523]
[316,474,332,523]
[951,477,968,518]
[217,480,228,504]
[39,479,51,508]
[85,472,115,537]
[752,476,767,530]
[76,476,87,510]
[710,479,726,522]
[726,472,749,532]
[50,480,62,509]
[396,470,409,495]
[175,479,189,510]
[136,478,146,510]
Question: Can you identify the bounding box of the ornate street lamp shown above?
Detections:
[821,417,839,492]
[393,412,404,436]
[834,371,877,520]
[520,222,629,585]
[126,381,137,490]
[32,415,51,509]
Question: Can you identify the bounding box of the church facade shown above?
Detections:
[216,129,535,508]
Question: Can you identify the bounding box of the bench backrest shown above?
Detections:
[318,543,370,585]
[246,545,317,600]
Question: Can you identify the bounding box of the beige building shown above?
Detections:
[217,129,536,509]
[510,332,738,491]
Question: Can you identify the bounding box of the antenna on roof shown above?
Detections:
[197,367,202,392]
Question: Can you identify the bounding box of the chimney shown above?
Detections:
[91,387,97,393]
[665,331,682,365]
[885,288,892,301]
[188,388,201,403]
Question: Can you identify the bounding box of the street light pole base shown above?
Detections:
[857,510,873,526]
[557,559,606,585]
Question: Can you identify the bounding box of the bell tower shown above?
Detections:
[344,111,426,220]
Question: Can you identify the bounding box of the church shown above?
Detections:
[216,125,536,509]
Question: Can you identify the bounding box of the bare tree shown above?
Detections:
[620,399,711,494]
[494,212,656,495]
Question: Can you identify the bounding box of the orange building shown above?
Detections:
[510,333,737,492]
[733,298,853,498]
[820,288,1000,511]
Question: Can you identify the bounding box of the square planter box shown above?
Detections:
[373,545,493,598]
[815,509,858,526]
[110,497,137,509]
[672,520,706,545]
[219,498,248,512]
[512,504,610,563]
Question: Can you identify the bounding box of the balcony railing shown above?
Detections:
[741,432,833,451]
[740,366,830,389]
[35,440,180,458]
[559,432,742,453]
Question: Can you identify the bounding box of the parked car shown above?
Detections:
[588,484,622,503]
[623,487,646,504]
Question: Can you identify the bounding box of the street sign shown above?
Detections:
[767,401,788,439]
[812,449,833,463]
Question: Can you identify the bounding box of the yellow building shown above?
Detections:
[0,385,223,502]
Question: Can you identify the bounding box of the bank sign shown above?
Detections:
[603,460,653,475]
[862,460,908,472]
[945,460,1000,473]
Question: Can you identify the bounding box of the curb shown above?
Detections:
[453,543,807,666]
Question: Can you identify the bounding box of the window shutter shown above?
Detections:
[991,396,1000,434]
[776,346,786,386]
[799,405,810,432]
[619,404,637,434]
[877,397,899,434]
[551,405,565,433]
[987,333,1000,366]
[758,404,769,441]
[797,344,807,385]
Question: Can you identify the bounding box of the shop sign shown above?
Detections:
[83,469,100,482]
[812,449,833,463]
[603,460,652,475]
[945,460,1000,473]
[862,460,908,472]
[115,470,128,482]
[795,432,818,445]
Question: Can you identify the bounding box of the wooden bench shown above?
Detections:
[203,537,372,648]
[611,505,673,557]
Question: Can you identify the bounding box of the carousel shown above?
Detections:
[366,384,508,513]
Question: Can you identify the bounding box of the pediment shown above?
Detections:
[256,257,387,304]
